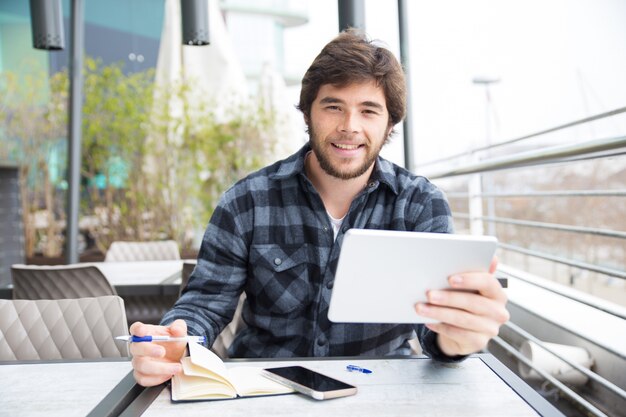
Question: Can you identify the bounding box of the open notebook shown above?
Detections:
[171,341,294,402]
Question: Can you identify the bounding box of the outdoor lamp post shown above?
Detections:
[338,0,365,32]
[472,76,500,237]
[181,0,210,45]
[30,0,83,264]
[29,0,65,50]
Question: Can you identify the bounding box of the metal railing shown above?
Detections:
[420,106,626,417]
[503,321,626,400]
[420,106,626,168]
[446,190,626,198]
[451,213,626,240]
[497,266,626,321]
[492,335,610,417]
[497,243,626,280]
[426,134,626,179]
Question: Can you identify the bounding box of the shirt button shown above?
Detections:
[368,181,377,188]
[326,280,334,290]
[323,226,329,232]
[273,257,282,266]
[317,335,327,346]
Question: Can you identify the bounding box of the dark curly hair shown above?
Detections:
[297,29,406,131]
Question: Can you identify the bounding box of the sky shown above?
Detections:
[280,0,626,170]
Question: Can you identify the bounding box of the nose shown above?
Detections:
[338,111,361,134]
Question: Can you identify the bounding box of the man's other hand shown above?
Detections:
[129,319,188,386]
[415,257,510,356]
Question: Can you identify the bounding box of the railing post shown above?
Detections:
[469,172,484,235]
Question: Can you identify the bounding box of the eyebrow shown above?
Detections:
[319,96,385,111]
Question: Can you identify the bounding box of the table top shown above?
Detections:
[0,355,563,417]
[83,260,189,286]
[0,360,132,417]
[142,356,550,417]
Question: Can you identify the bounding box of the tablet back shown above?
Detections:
[328,229,497,323]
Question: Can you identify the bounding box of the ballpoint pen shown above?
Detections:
[115,335,206,343]
[346,364,372,374]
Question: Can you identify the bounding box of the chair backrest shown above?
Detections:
[105,240,181,262]
[212,293,247,359]
[179,261,196,297]
[0,296,129,360]
[11,264,117,299]
[177,261,245,358]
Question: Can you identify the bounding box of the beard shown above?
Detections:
[308,125,386,180]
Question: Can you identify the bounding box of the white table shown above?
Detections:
[84,259,196,323]
[84,260,192,286]
[0,355,563,417]
[141,356,557,417]
[0,360,132,417]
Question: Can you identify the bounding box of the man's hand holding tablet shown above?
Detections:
[328,229,509,356]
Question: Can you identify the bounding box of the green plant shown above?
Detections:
[1,58,282,258]
[0,69,67,257]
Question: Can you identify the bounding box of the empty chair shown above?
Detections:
[104,240,181,262]
[177,261,245,358]
[0,295,129,360]
[212,293,247,359]
[179,261,196,297]
[11,264,116,300]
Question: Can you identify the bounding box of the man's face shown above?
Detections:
[307,81,391,180]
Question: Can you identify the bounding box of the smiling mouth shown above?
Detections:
[332,143,364,150]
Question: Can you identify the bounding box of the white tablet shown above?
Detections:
[328,229,498,324]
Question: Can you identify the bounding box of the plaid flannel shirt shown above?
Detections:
[162,144,460,361]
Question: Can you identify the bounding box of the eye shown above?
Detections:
[326,105,341,111]
[362,109,379,115]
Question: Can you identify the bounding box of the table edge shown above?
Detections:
[89,354,566,417]
[477,353,565,417]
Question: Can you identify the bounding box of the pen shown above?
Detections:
[346,364,372,374]
[115,335,206,343]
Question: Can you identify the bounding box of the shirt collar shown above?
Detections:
[270,142,400,195]
[270,143,311,180]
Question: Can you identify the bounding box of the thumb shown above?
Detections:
[169,319,188,337]
[489,256,498,274]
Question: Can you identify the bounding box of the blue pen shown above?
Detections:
[346,364,372,374]
[115,335,206,343]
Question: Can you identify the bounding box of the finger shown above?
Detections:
[449,273,507,303]
[130,341,166,358]
[132,356,181,378]
[129,321,145,336]
[426,290,509,323]
[129,322,171,337]
[133,367,179,387]
[169,319,188,337]
[152,320,189,361]
[416,303,501,337]
[489,256,498,274]
[134,372,171,387]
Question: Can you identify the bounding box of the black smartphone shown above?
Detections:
[262,366,357,400]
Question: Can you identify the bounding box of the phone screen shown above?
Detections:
[264,366,354,392]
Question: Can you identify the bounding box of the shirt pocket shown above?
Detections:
[247,244,311,315]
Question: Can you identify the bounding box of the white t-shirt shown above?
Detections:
[327,211,346,240]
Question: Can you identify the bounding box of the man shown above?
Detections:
[130,30,509,387]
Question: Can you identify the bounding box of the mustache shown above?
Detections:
[328,133,365,143]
